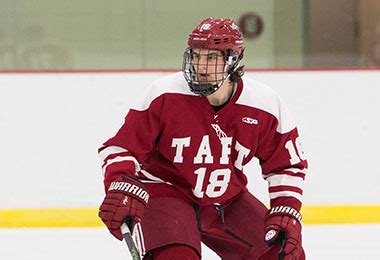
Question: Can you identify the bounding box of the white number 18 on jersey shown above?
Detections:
[192,167,231,198]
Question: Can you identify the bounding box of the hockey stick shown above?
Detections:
[120,219,141,260]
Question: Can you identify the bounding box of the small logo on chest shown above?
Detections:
[242,117,258,125]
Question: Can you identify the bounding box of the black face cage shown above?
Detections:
[182,48,242,96]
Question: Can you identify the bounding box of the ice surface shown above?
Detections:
[1,224,379,259]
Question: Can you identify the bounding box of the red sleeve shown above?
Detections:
[256,112,308,212]
[98,94,163,191]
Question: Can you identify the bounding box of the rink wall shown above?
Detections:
[1,70,380,227]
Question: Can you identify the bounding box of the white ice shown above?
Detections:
[1,224,379,259]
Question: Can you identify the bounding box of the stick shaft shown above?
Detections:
[121,222,141,260]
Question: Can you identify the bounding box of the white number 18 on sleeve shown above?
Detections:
[285,137,306,165]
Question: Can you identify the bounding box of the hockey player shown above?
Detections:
[98,17,307,260]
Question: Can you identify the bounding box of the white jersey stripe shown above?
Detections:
[262,167,307,179]
[99,146,128,162]
[269,191,303,202]
[139,170,172,185]
[237,77,297,134]
[283,167,308,175]
[138,223,146,257]
[132,72,195,111]
[132,222,146,258]
[102,156,141,176]
[267,174,304,189]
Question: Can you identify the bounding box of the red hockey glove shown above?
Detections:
[99,175,149,240]
[263,206,303,260]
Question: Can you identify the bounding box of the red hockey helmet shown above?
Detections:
[187,18,244,55]
[183,18,245,96]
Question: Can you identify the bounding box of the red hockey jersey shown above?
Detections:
[99,72,308,210]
